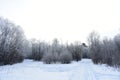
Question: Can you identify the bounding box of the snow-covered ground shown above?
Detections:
[0,59,120,80]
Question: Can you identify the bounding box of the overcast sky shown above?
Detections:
[0,0,120,43]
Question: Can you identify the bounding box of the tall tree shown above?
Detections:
[0,17,25,65]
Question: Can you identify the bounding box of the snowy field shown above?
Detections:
[0,59,120,80]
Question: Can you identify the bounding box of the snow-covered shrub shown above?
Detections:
[42,39,73,64]
[42,46,72,64]
[42,48,59,64]
[42,39,60,63]
[59,48,72,64]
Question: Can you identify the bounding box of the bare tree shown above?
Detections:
[88,31,102,64]
[100,38,119,66]
[28,39,46,61]
[0,17,25,65]
[113,34,120,67]
[59,47,72,64]
[67,42,82,61]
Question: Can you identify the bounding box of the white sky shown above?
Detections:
[0,0,120,43]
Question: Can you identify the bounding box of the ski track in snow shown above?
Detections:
[70,60,97,80]
[0,59,120,80]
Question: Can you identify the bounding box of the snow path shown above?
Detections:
[70,60,97,80]
[0,59,120,80]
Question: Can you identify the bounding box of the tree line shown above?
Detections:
[0,17,120,68]
[26,39,87,64]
